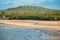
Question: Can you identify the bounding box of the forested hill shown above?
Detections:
[5,6,60,12]
[0,6,60,20]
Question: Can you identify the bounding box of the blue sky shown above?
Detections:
[0,0,60,10]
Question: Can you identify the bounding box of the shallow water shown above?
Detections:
[0,27,50,40]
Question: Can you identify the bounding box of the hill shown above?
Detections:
[0,6,60,20]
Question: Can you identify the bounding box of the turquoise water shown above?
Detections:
[0,27,49,40]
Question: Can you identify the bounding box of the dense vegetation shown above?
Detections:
[0,6,60,20]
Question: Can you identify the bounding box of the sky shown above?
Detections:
[0,0,60,10]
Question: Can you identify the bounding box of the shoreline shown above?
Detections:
[0,20,60,30]
[0,20,60,40]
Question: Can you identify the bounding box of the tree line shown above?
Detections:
[0,6,60,20]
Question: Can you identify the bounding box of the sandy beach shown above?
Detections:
[0,20,60,40]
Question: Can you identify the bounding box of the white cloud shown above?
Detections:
[0,0,53,5]
[9,0,54,7]
[0,0,54,9]
[34,0,53,3]
[10,0,35,7]
[0,0,11,4]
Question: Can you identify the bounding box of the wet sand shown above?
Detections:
[0,20,60,40]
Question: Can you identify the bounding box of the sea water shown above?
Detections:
[0,27,49,40]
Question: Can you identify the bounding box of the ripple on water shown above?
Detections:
[0,27,50,40]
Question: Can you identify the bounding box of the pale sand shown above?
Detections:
[0,20,60,30]
[0,20,60,40]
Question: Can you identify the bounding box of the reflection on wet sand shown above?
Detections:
[0,27,49,40]
[0,20,60,40]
